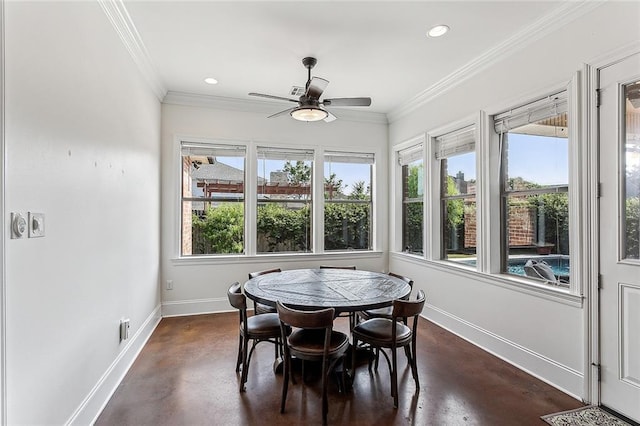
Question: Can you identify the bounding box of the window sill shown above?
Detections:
[390,251,583,307]
[172,250,385,266]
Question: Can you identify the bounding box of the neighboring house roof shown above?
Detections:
[192,162,244,182]
[191,162,266,184]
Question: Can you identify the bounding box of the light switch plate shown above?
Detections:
[11,212,28,239]
[28,212,45,238]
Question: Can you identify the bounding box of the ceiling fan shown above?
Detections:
[248,57,372,122]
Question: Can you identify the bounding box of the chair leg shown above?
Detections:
[240,335,250,392]
[404,344,412,363]
[411,341,420,387]
[246,340,258,375]
[280,354,290,413]
[352,335,358,375]
[235,333,243,372]
[391,348,398,408]
[321,358,329,426]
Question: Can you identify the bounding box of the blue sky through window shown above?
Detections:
[444,134,568,186]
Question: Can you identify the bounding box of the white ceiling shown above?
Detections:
[122,1,569,118]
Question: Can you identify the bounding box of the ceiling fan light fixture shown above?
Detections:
[290,106,328,122]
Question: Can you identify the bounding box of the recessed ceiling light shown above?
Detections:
[204,77,218,85]
[427,24,450,38]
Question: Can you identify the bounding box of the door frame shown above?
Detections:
[585,41,640,408]
[0,0,6,423]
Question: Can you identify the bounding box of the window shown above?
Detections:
[624,81,640,260]
[398,144,424,255]
[180,143,246,256]
[256,147,313,253]
[324,151,374,251]
[495,91,570,285]
[436,126,477,261]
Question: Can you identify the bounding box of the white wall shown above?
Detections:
[4,2,161,424]
[388,1,640,399]
[160,101,389,316]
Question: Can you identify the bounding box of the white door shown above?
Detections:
[598,51,640,422]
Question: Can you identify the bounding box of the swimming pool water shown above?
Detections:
[458,256,570,277]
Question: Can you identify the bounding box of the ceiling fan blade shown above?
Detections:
[305,77,329,99]
[323,97,371,107]
[267,107,295,119]
[323,110,337,123]
[249,92,299,103]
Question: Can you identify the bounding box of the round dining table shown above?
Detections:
[244,268,411,314]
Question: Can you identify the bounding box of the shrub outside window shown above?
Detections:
[324,151,374,251]
[398,145,424,255]
[180,143,246,256]
[495,91,570,286]
[256,147,313,253]
[436,126,477,261]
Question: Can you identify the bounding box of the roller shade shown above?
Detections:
[494,91,568,134]
[398,144,423,166]
[257,147,315,161]
[435,125,475,160]
[181,143,246,157]
[324,151,375,164]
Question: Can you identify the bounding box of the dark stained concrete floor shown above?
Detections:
[96,312,583,425]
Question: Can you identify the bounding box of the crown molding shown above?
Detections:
[387,0,606,123]
[163,91,389,125]
[98,0,167,101]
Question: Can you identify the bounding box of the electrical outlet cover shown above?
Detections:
[28,212,45,238]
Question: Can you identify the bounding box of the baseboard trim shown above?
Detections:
[65,304,162,426]
[162,297,230,317]
[423,303,584,400]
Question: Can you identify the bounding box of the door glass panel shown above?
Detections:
[623,81,640,260]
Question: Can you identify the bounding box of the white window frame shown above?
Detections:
[496,91,570,286]
[323,151,375,252]
[391,78,582,303]
[434,124,478,264]
[255,145,315,255]
[178,139,248,257]
[175,138,384,260]
[394,134,427,257]
[486,78,582,297]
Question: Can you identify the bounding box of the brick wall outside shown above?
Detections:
[463,203,476,248]
[462,197,536,249]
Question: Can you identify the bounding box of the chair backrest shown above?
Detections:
[388,272,414,288]
[389,272,414,300]
[276,301,335,330]
[248,268,281,279]
[227,281,246,310]
[319,265,356,270]
[392,289,425,319]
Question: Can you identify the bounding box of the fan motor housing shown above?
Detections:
[298,95,320,107]
[302,57,317,69]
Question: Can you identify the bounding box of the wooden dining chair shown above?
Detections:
[248,268,281,314]
[276,301,349,426]
[227,282,284,392]
[351,290,426,408]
